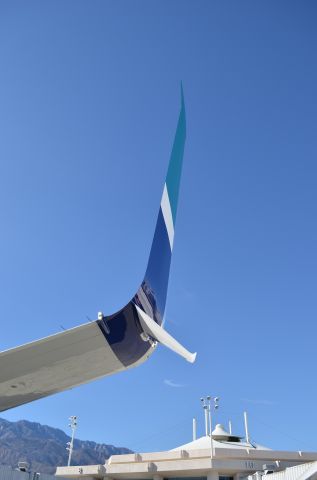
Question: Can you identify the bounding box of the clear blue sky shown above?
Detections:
[1,0,317,454]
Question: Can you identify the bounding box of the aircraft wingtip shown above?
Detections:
[188,352,197,364]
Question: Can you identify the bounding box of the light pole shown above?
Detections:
[200,396,219,458]
[66,415,78,466]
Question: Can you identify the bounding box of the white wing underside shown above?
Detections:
[0,307,196,411]
[0,323,128,412]
[0,309,196,412]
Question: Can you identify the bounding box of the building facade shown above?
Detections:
[55,425,317,480]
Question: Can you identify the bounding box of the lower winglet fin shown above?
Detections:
[135,305,196,363]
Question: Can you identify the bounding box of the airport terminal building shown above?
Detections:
[55,425,317,480]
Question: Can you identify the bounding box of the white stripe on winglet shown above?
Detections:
[161,184,174,250]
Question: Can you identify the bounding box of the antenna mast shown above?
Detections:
[66,416,78,466]
[193,418,197,441]
[200,396,219,458]
[229,420,232,435]
[244,411,250,444]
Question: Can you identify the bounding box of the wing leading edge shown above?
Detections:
[0,89,196,412]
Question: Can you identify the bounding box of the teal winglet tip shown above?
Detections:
[180,82,185,108]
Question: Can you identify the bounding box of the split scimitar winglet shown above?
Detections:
[134,304,197,363]
[0,86,196,412]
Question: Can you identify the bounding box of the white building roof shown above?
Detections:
[172,434,271,451]
[172,424,270,451]
[261,461,317,480]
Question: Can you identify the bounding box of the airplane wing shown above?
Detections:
[0,322,126,412]
[0,87,196,412]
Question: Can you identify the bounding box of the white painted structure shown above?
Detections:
[251,461,317,480]
[55,424,317,480]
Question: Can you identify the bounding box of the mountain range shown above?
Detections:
[0,418,132,474]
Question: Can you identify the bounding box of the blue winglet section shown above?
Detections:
[136,90,186,325]
[98,89,186,366]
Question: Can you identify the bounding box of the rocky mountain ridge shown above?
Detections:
[0,417,132,474]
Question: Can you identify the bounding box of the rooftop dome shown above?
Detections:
[212,424,242,442]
